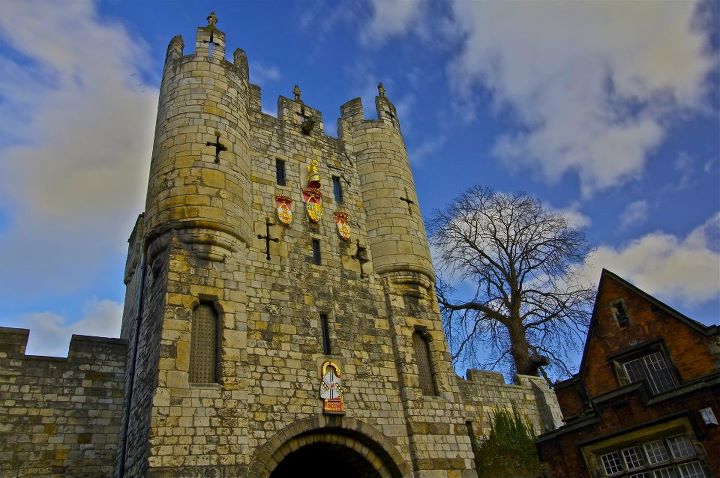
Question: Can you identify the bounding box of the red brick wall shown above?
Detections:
[538,386,720,478]
[555,381,586,420]
[581,277,716,400]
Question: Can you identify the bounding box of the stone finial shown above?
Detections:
[293,85,302,102]
[207,11,218,29]
[378,82,386,98]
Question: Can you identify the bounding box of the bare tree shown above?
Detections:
[428,186,594,378]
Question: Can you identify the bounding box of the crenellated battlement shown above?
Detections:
[0,327,126,477]
[459,369,564,435]
[0,326,126,361]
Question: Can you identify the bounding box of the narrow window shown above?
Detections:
[611,300,629,327]
[276,159,286,186]
[332,176,343,204]
[312,239,321,265]
[412,329,437,396]
[189,302,219,383]
[320,313,332,355]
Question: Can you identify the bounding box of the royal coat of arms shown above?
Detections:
[334,211,350,240]
[275,195,293,226]
[303,159,323,223]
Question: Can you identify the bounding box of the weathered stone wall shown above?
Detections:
[118,230,171,477]
[0,328,126,478]
[116,19,562,478]
[459,370,563,437]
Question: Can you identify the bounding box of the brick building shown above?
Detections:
[537,269,720,478]
[0,14,563,477]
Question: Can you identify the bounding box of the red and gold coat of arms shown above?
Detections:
[334,211,351,241]
[303,187,323,223]
[303,159,323,223]
[275,195,293,226]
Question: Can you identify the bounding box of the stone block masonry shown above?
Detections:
[0,327,126,478]
[459,370,563,437]
[0,13,565,478]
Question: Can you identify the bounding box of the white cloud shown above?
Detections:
[668,152,696,191]
[0,0,157,297]
[579,213,720,306]
[409,136,446,165]
[361,0,427,45]
[619,200,649,229]
[448,1,715,196]
[24,299,123,357]
[251,62,281,84]
[545,202,591,229]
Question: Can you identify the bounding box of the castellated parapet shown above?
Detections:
[0,327,126,477]
[0,14,562,478]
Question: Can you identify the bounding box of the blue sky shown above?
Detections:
[0,1,717,365]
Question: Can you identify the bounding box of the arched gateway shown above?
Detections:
[248,417,410,478]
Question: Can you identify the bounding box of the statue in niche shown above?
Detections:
[320,361,345,415]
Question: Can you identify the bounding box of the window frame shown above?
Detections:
[276,158,286,186]
[332,175,344,204]
[311,238,322,265]
[609,341,679,395]
[412,327,438,396]
[610,299,630,327]
[320,313,332,355]
[189,301,221,384]
[590,431,706,478]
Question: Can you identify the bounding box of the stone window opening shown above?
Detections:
[610,299,630,327]
[276,159,286,186]
[189,301,220,384]
[412,328,437,396]
[312,239,321,265]
[332,176,344,204]
[320,313,332,355]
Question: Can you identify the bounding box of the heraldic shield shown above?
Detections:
[334,211,350,240]
[303,189,323,223]
[303,159,323,223]
[275,195,293,226]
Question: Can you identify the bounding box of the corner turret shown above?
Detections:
[339,84,434,290]
[144,12,253,257]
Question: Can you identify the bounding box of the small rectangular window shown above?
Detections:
[601,451,623,476]
[276,159,286,186]
[332,176,343,204]
[667,435,695,459]
[643,440,670,465]
[611,301,629,326]
[677,461,706,477]
[622,446,645,470]
[320,313,331,355]
[312,239,321,265]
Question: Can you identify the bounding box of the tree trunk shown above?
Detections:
[507,319,534,376]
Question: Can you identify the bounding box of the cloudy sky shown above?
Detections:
[0,0,717,361]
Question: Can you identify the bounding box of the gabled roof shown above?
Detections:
[566,269,718,384]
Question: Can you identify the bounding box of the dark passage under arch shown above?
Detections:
[270,442,381,478]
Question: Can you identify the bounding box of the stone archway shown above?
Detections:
[248,416,410,478]
[271,437,385,478]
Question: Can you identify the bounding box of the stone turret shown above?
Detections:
[144,12,253,256]
[339,84,434,292]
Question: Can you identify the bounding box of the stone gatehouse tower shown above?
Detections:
[115,13,562,478]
